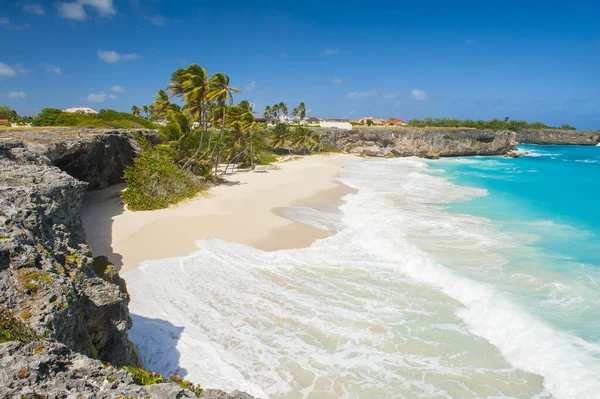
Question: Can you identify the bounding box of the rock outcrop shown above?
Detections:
[0,341,254,399]
[316,128,516,157]
[515,129,600,145]
[0,130,257,398]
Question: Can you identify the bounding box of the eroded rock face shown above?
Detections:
[516,129,600,145]
[316,128,516,157]
[0,341,256,399]
[0,143,140,367]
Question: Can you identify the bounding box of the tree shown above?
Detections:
[33,108,63,126]
[131,105,141,116]
[168,64,210,169]
[264,105,271,118]
[152,90,170,119]
[272,123,292,154]
[206,72,240,175]
[560,124,576,130]
[0,105,19,122]
[292,125,313,155]
[141,105,150,118]
[366,119,374,126]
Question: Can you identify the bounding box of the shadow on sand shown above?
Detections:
[80,183,126,271]
[129,314,188,377]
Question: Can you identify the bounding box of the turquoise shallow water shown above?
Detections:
[432,145,600,341]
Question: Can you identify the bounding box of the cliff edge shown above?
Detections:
[317,128,516,157]
[516,129,600,145]
[0,130,256,399]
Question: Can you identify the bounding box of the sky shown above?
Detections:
[1,0,599,128]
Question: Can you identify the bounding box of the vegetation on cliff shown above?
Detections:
[406,117,575,130]
[31,108,156,129]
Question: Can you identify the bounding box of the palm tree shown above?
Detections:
[292,125,313,155]
[206,72,240,175]
[153,89,170,119]
[168,64,210,169]
[272,123,292,154]
[131,105,141,116]
[297,102,306,119]
[141,105,149,118]
[264,105,271,118]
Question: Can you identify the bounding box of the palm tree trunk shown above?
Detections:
[214,106,226,176]
[249,131,254,169]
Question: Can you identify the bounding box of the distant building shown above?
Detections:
[381,119,406,126]
[64,107,98,114]
[320,118,352,130]
[306,117,320,125]
[0,119,9,125]
[353,116,385,125]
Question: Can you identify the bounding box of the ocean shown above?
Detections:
[124,145,600,399]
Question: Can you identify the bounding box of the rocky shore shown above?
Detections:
[0,130,254,398]
[317,128,516,157]
[515,129,600,145]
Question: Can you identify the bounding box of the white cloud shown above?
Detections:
[383,93,398,99]
[23,4,45,15]
[57,0,115,21]
[111,85,124,93]
[243,81,256,92]
[108,93,117,99]
[0,62,27,77]
[150,14,168,26]
[87,93,107,102]
[8,91,26,99]
[44,63,62,75]
[98,50,140,63]
[411,89,427,100]
[346,91,377,99]
[279,52,288,58]
[323,48,340,55]
[56,2,86,20]
[332,77,344,84]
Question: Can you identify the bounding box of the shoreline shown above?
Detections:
[81,153,357,274]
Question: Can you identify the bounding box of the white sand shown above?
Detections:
[81,154,356,273]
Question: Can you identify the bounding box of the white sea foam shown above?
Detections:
[125,157,600,399]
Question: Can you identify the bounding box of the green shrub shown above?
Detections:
[33,108,156,129]
[0,311,41,344]
[122,367,165,385]
[122,149,204,211]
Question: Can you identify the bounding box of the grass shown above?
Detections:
[122,367,202,396]
[0,311,41,344]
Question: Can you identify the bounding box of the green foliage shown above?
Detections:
[406,117,575,131]
[122,367,203,396]
[32,108,156,129]
[122,144,204,211]
[122,367,165,385]
[366,119,374,126]
[0,311,41,344]
[0,105,19,122]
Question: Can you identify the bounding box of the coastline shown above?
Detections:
[81,153,357,274]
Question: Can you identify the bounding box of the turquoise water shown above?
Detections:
[127,147,600,399]
[433,145,600,342]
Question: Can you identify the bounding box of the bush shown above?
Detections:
[122,148,204,211]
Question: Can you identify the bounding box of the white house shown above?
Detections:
[319,118,352,130]
[64,107,98,114]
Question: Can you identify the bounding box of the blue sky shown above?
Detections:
[1,0,599,128]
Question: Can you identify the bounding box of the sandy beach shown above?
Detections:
[81,154,356,273]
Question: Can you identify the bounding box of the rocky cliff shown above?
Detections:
[317,128,516,157]
[0,129,256,398]
[516,129,600,145]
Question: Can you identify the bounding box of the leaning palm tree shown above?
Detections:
[141,105,149,118]
[131,105,141,116]
[153,89,170,119]
[206,72,240,175]
[263,105,271,118]
[168,64,210,169]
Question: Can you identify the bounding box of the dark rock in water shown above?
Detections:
[516,129,600,145]
[315,128,516,157]
[0,130,258,398]
[506,151,524,158]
